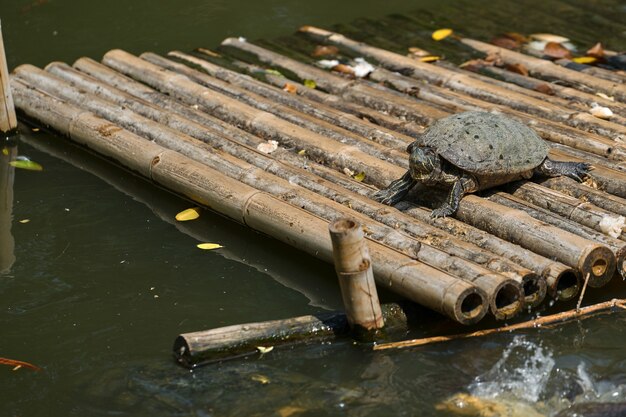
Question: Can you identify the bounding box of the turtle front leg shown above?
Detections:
[534,158,592,182]
[431,179,466,218]
[372,170,416,205]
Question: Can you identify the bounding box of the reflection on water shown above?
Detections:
[0,140,16,274]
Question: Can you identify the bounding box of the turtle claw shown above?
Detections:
[431,204,456,218]
[563,161,592,183]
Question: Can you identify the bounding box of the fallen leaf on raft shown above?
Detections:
[311,45,339,57]
[256,346,274,354]
[18,219,30,224]
[0,357,41,372]
[503,32,529,43]
[530,33,570,44]
[278,406,306,417]
[353,172,366,182]
[534,83,555,95]
[316,59,340,69]
[343,167,355,176]
[459,59,490,71]
[490,36,520,50]
[257,140,279,154]
[9,159,43,171]
[175,207,200,222]
[332,63,355,75]
[408,46,431,57]
[432,28,453,41]
[197,243,223,250]
[251,374,270,384]
[418,55,441,63]
[543,41,572,59]
[586,42,605,58]
[283,83,298,94]
[196,47,221,58]
[303,79,317,89]
[505,63,529,76]
[297,149,306,156]
[572,56,597,64]
[589,103,613,119]
[596,92,614,102]
[265,69,284,77]
[351,57,375,77]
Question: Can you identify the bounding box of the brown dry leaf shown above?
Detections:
[278,406,306,417]
[459,59,490,71]
[484,52,503,65]
[283,83,298,94]
[543,42,572,59]
[332,63,355,75]
[408,46,431,57]
[504,32,529,43]
[491,36,520,50]
[534,83,555,95]
[311,45,339,57]
[586,42,605,58]
[506,63,529,76]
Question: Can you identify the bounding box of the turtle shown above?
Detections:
[373,111,591,218]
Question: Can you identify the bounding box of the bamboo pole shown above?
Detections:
[17,65,523,319]
[373,298,626,351]
[297,26,626,142]
[218,37,448,125]
[0,141,15,273]
[553,58,626,84]
[174,302,410,367]
[51,60,578,305]
[459,38,626,103]
[10,77,487,325]
[329,218,384,334]
[486,192,626,281]
[453,195,616,286]
[0,20,16,134]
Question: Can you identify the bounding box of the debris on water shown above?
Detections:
[175,207,200,222]
[196,243,223,250]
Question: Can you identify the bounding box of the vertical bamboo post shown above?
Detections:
[0,20,17,134]
[329,218,385,338]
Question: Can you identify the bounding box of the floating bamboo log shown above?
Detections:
[174,302,410,367]
[453,195,616,286]
[485,192,626,281]
[329,219,384,335]
[0,21,16,133]
[459,37,626,102]
[17,64,523,319]
[10,78,488,324]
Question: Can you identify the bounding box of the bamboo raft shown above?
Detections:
[8,21,626,326]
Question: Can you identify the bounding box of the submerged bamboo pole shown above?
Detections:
[0,21,16,133]
[454,195,616,286]
[329,219,384,335]
[174,302,410,367]
[10,77,487,325]
[17,64,522,319]
[459,37,626,103]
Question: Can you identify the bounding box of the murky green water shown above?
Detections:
[2,1,626,416]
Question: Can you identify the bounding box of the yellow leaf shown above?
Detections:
[31,127,40,132]
[265,69,284,77]
[18,219,30,224]
[572,56,597,64]
[251,374,270,384]
[297,149,306,155]
[419,55,441,63]
[197,243,223,250]
[1,148,8,156]
[278,406,306,417]
[175,207,200,221]
[432,28,453,41]
[257,346,274,354]
[9,160,43,171]
[303,79,316,89]
[353,172,366,182]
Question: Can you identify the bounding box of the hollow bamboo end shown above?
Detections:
[520,273,547,308]
[547,268,581,301]
[579,245,616,288]
[173,335,194,369]
[616,249,626,280]
[491,280,524,320]
[444,282,488,325]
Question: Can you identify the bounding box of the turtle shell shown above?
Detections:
[419,111,548,175]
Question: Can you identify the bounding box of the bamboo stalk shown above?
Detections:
[10,77,487,325]
[174,302,410,367]
[453,195,616,286]
[459,37,626,103]
[373,298,626,351]
[20,64,526,319]
[484,192,624,283]
[298,26,626,143]
[0,141,15,274]
[329,218,384,334]
[0,20,16,133]
[219,37,448,125]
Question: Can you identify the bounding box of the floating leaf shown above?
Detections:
[432,28,453,41]
[543,41,572,59]
[265,69,284,77]
[505,63,529,76]
[9,159,43,171]
[353,172,366,182]
[311,45,339,57]
[303,79,316,89]
[197,243,223,250]
[283,83,298,94]
[31,127,40,132]
[572,56,597,64]
[419,55,441,63]
[278,406,306,417]
[175,207,200,222]
[18,219,30,224]
[586,42,605,58]
[0,357,41,372]
[257,346,274,354]
[257,140,279,154]
[251,374,270,384]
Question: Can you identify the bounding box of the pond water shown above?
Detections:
[1,1,626,416]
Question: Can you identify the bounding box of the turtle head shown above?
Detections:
[409,146,441,183]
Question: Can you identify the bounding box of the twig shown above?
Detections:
[576,273,591,312]
[0,357,42,371]
[373,298,626,351]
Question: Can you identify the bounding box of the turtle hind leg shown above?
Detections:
[431,179,465,218]
[372,171,416,205]
[535,158,592,182]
